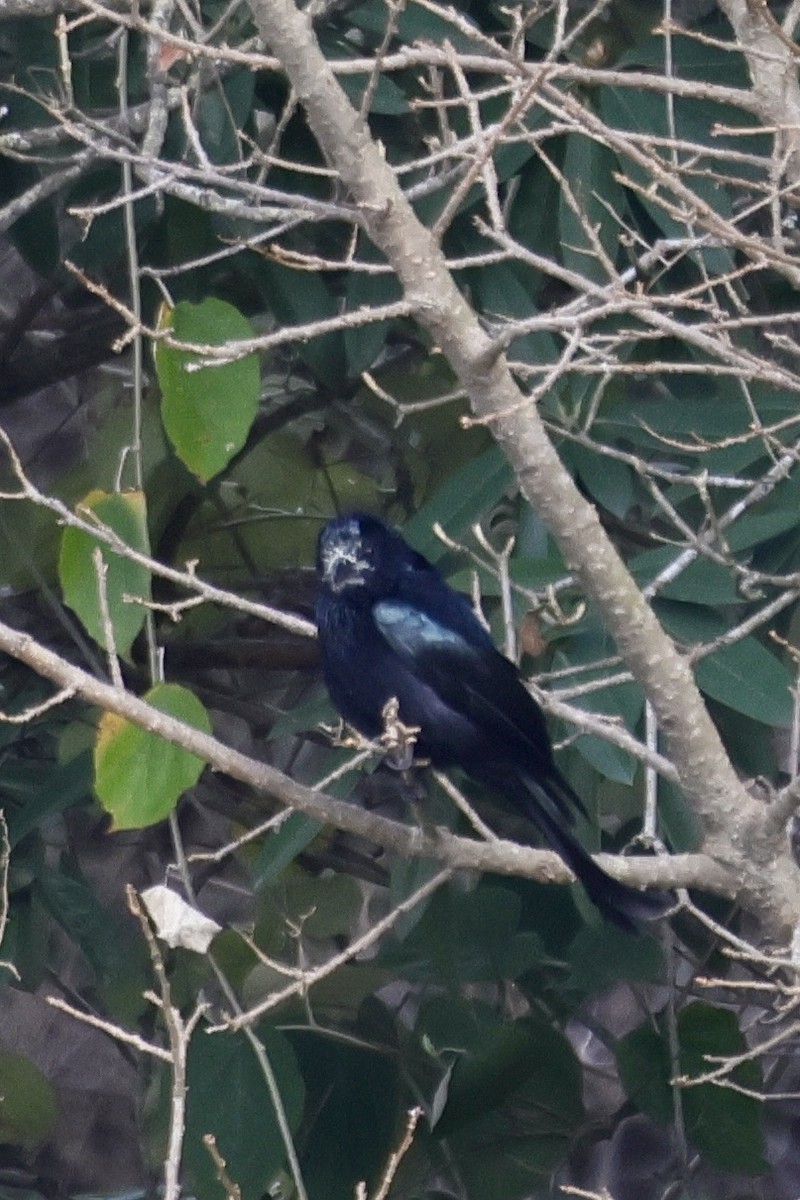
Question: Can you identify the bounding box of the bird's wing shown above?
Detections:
[373,597,561,786]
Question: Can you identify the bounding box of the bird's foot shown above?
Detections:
[379,697,421,771]
[319,719,375,751]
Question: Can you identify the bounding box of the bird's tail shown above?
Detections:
[533,799,670,933]
[478,765,670,933]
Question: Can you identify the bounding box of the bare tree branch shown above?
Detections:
[245,0,800,934]
[0,613,727,896]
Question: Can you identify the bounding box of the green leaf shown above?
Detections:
[404,445,514,560]
[567,442,634,520]
[566,921,664,994]
[389,856,445,939]
[435,1015,583,1135]
[657,778,701,853]
[380,882,548,986]
[338,69,409,115]
[328,37,409,115]
[343,266,402,376]
[0,1052,58,1147]
[184,1026,305,1200]
[174,431,380,578]
[508,153,561,268]
[466,260,559,369]
[35,858,148,1010]
[10,188,60,276]
[291,1033,399,1200]
[349,0,486,53]
[252,812,324,888]
[629,547,740,605]
[551,627,644,785]
[155,298,261,482]
[655,602,794,725]
[195,68,254,165]
[58,489,151,660]
[725,469,800,552]
[695,638,793,727]
[560,134,626,284]
[255,260,345,382]
[618,1004,768,1175]
[283,868,362,939]
[94,682,212,829]
[677,1003,768,1174]
[4,751,92,847]
[600,84,736,274]
[616,1022,673,1123]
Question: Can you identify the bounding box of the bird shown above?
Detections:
[315,511,668,932]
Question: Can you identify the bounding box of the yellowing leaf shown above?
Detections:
[94,683,212,829]
[58,490,151,661]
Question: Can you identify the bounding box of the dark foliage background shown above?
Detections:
[1,0,800,1197]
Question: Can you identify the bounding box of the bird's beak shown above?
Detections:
[322,549,369,592]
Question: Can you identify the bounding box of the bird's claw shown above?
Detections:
[319,719,374,751]
[380,697,421,771]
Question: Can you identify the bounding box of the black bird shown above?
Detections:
[315,512,667,931]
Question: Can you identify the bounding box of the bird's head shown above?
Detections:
[316,512,420,597]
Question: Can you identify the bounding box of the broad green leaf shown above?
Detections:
[282,868,361,940]
[352,357,491,507]
[655,599,725,646]
[725,469,800,552]
[4,751,91,847]
[255,260,345,382]
[0,1052,58,1147]
[657,779,701,854]
[656,602,793,724]
[618,1003,768,1175]
[566,921,664,994]
[173,431,380,578]
[678,1004,767,1174]
[68,168,159,274]
[343,266,402,376]
[435,1015,583,1135]
[349,0,485,52]
[326,36,409,115]
[58,488,151,660]
[404,445,514,560]
[252,812,324,888]
[567,442,634,520]
[616,1022,673,1123]
[560,134,626,284]
[695,638,793,727]
[291,1033,399,1200]
[600,84,736,274]
[195,69,254,165]
[389,856,446,939]
[629,547,740,605]
[509,153,562,267]
[551,627,644,785]
[184,1026,305,1200]
[338,69,409,115]
[379,882,547,985]
[155,297,260,482]
[466,260,559,369]
[34,859,149,1019]
[595,391,742,449]
[10,183,60,276]
[94,682,212,829]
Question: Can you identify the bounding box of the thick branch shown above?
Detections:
[245,0,800,934]
[718,0,800,181]
[0,616,726,896]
